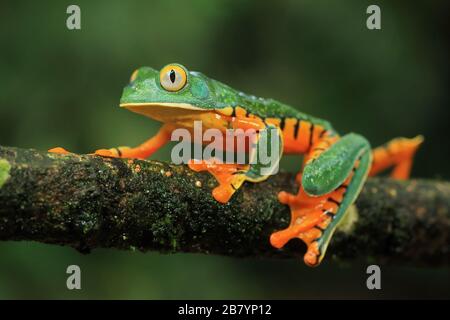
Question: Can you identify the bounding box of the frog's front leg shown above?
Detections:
[49,124,173,159]
[189,119,283,203]
[271,133,372,266]
[188,160,250,203]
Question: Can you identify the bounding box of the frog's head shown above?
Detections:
[120,63,232,125]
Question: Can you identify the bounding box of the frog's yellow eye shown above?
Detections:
[130,69,139,82]
[160,65,187,92]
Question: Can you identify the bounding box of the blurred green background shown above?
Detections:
[0,0,449,299]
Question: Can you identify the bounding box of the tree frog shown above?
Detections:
[50,63,423,266]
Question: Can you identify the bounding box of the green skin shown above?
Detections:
[121,64,373,263]
[121,64,333,129]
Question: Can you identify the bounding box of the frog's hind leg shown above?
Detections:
[309,150,371,266]
[271,133,372,266]
[369,135,423,179]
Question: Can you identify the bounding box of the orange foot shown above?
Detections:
[48,147,71,155]
[48,147,123,158]
[270,173,346,266]
[92,148,122,158]
[188,159,249,203]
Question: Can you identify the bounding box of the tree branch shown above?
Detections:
[0,146,449,266]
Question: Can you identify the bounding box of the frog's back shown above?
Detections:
[211,78,334,133]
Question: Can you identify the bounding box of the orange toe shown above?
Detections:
[212,186,233,204]
[270,231,290,249]
[48,147,70,154]
[303,242,321,267]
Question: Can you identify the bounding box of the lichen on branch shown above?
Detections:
[0,158,11,188]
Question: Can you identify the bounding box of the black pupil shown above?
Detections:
[169,70,176,83]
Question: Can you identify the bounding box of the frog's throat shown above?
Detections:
[119,102,224,129]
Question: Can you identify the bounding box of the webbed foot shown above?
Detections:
[270,174,348,267]
[188,159,249,203]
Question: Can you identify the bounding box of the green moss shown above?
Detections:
[0,159,11,188]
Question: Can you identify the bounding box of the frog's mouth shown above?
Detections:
[120,102,207,121]
[120,102,226,130]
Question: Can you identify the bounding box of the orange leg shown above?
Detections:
[369,135,423,179]
[49,124,173,159]
[270,133,346,266]
[304,135,339,165]
[188,112,267,203]
[271,134,423,266]
[271,171,352,266]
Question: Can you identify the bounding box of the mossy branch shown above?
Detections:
[0,145,449,266]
